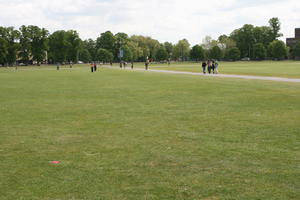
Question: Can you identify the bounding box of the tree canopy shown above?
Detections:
[0,17,294,66]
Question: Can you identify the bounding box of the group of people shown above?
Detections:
[119,61,134,69]
[202,60,219,74]
[90,63,97,72]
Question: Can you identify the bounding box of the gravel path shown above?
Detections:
[107,66,300,83]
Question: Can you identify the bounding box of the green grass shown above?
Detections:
[146,61,300,78]
[0,66,300,200]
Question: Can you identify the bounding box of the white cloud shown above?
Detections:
[0,0,299,45]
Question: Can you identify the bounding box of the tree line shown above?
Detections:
[0,17,300,66]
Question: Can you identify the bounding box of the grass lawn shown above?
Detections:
[0,66,300,200]
[144,61,300,78]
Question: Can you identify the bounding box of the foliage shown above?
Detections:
[173,39,190,61]
[155,46,168,61]
[269,17,283,40]
[163,42,173,56]
[0,38,8,65]
[226,47,241,61]
[96,31,115,55]
[97,48,113,62]
[78,48,91,63]
[83,39,97,61]
[209,46,223,60]
[268,40,287,60]
[190,45,205,61]
[18,25,31,64]
[65,30,81,63]
[48,31,69,63]
[253,43,267,60]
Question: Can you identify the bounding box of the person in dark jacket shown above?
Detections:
[94,63,97,72]
[90,63,94,72]
[202,61,207,74]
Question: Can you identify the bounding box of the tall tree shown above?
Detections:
[0,37,8,65]
[66,30,81,63]
[0,27,20,65]
[230,24,255,58]
[190,45,205,61]
[48,30,69,63]
[173,39,190,61]
[163,42,173,57]
[83,39,97,61]
[29,26,49,65]
[269,17,283,41]
[19,25,31,65]
[96,31,115,54]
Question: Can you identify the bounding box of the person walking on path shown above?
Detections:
[56,63,60,70]
[212,60,216,74]
[145,58,150,70]
[131,62,134,69]
[207,60,212,74]
[202,61,207,74]
[214,60,219,74]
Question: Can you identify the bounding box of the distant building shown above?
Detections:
[286,28,300,48]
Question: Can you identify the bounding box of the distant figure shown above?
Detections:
[212,60,216,74]
[145,59,149,70]
[131,62,134,69]
[119,62,122,68]
[123,62,127,69]
[94,63,97,71]
[56,63,60,70]
[70,61,73,68]
[90,63,94,72]
[110,61,113,67]
[202,61,207,74]
[207,60,212,74]
[214,60,219,74]
[168,58,171,66]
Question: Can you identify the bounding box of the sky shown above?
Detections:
[0,0,299,45]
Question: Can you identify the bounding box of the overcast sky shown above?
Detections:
[0,0,299,45]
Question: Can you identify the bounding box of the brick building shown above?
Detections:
[286,28,300,48]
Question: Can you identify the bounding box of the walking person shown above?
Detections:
[214,60,219,74]
[207,60,212,74]
[131,62,134,69]
[56,63,60,70]
[212,60,215,74]
[145,58,149,70]
[202,61,207,74]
